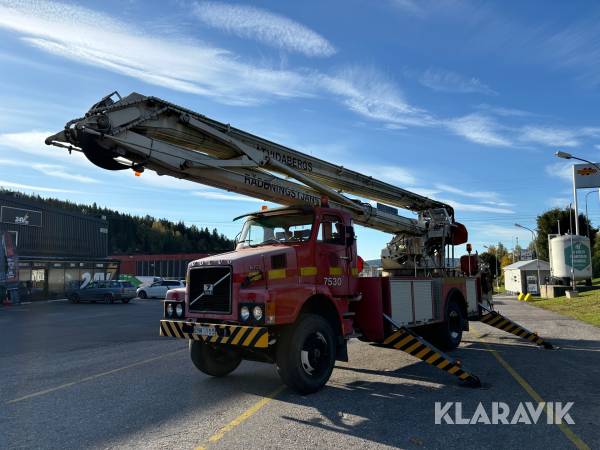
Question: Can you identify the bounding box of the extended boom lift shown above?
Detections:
[46,92,465,272]
[47,92,552,394]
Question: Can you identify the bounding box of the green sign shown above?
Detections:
[564,242,591,271]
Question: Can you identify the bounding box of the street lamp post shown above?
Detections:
[483,245,500,291]
[584,189,598,238]
[515,224,542,296]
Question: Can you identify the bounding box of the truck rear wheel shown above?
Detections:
[276,314,336,395]
[432,300,464,351]
[190,340,242,377]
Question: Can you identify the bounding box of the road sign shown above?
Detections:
[520,250,533,260]
[573,163,600,189]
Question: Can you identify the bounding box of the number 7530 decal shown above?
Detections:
[324,277,343,286]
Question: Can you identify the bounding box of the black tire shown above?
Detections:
[138,290,147,299]
[190,340,242,377]
[276,314,336,395]
[121,298,130,304]
[432,300,465,351]
[104,294,114,304]
[69,293,79,304]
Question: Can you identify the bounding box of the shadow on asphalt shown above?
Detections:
[5,301,599,449]
[261,334,599,449]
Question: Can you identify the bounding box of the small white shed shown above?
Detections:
[503,259,550,295]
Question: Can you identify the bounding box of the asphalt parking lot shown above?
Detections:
[1,295,598,450]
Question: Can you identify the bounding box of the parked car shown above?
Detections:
[67,280,134,304]
[165,287,186,301]
[116,280,137,300]
[136,279,184,299]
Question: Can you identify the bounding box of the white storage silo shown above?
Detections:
[548,234,592,281]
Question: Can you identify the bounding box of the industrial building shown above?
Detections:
[503,259,551,295]
[0,191,119,301]
[112,253,209,279]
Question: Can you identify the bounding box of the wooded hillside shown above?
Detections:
[2,190,234,254]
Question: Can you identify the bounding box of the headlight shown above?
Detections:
[175,303,183,317]
[240,306,250,321]
[253,305,263,321]
[166,303,174,317]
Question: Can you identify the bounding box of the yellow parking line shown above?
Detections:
[473,328,590,450]
[195,385,285,450]
[6,348,186,404]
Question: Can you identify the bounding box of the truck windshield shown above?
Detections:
[237,213,314,248]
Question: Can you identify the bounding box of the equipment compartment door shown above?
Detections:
[316,214,350,296]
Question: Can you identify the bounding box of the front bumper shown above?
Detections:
[159,319,269,348]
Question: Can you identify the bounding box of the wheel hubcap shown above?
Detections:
[449,310,461,340]
[300,331,329,377]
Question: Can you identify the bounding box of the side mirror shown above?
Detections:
[345,226,356,246]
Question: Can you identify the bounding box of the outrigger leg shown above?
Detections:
[383,315,481,388]
[479,304,554,349]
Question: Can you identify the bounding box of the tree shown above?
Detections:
[534,208,596,261]
[500,255,513,268]
[479,252,499,278]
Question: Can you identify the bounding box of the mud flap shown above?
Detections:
[479,308,554,349]
[383,315,481,387]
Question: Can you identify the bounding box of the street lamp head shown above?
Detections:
[514,223,523,229]
[555,150,572,159]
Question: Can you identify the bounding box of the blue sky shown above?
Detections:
[1,0,600,260]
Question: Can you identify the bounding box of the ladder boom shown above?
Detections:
[46,91,467,271]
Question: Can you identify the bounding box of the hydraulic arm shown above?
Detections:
[46,91,467,271]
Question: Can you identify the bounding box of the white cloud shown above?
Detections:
[320,67,436,128]
[470,224,532,242]
[193,2,335,57]
[475,103,536,118]
[519,126,580,147]
[192,191,263,202]
[359,164,418,186]
[546,197,571,208]
[405,187,441,198]
[419,68,497,95]
[0,179,75,193]
[389,0,425,16]
[31,164,98,183]
[0,130,62,156]
[545,161,573,183]
[0,158,98,183]
[0,130,95,169]
[435,183,504,203]
[445,114,511,147]
[0,0,313,106]
[9,0,600,160]
[439,198,515,214]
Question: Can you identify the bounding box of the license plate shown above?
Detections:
[195,325,216,337]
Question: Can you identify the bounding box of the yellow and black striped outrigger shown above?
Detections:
[160,320,269,348]
[382,314,481,387]
[479,306,554,349]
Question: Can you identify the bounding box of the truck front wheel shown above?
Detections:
[189,340,242,377]
[276,314,337,395]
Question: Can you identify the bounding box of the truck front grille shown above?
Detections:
[188,266,232,314]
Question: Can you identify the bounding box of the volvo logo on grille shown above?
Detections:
[203,284,214,295]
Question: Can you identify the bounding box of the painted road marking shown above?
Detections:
[473,327,590,450]
[195,385,285,450]
[6,348,186,404]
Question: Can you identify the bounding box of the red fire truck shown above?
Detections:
[47,92,552,394]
